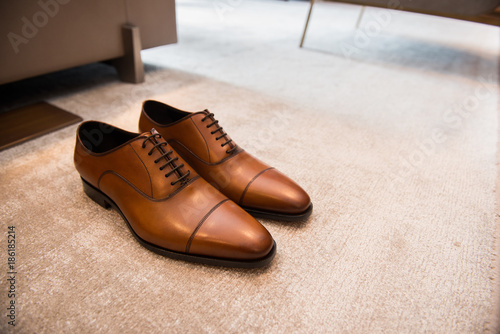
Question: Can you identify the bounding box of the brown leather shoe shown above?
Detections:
[139,100,313,221]
[74,121,276,267]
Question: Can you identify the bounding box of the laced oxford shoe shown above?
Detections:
[139,100,313,221]
[74,121,276,268]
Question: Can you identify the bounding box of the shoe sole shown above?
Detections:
[81,178,276,268]
[242,203,313,222]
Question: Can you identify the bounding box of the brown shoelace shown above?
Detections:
[142,133,190,186]
[201,110,237,154]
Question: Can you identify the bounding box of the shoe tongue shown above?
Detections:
[139,128,159,141]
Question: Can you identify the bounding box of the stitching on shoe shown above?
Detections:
[167,139,243,166]
[79,134,149,156]
[190,117,212,163]
[185,199,230,254]
[238,167,275,206]
[97,171,201,202]
[129,143,154,197]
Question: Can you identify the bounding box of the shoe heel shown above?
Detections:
[81,178,111,209]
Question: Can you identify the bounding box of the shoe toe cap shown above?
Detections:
[241,168,311,215]
[188,200,274,260]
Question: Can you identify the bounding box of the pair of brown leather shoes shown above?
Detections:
[74,101,312,268]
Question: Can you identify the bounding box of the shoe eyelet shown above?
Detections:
[170,182,175,186]
[226,150,230,154]
[148,152,152,156]
[220,144,224,147]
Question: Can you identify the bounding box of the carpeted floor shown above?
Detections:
[1,0,499,332]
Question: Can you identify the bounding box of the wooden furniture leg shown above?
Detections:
[110,24,145,84]
[300,0,316,48]
[355,5,366,29]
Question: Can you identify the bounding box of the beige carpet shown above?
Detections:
[1,0,500,332]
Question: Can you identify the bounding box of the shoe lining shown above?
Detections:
[144,100,189,124]
[79,121,136,153]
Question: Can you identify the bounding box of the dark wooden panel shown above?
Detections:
[0,102,82,151]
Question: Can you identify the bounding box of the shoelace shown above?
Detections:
[141,133,190,186]
[201,110,237,154]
